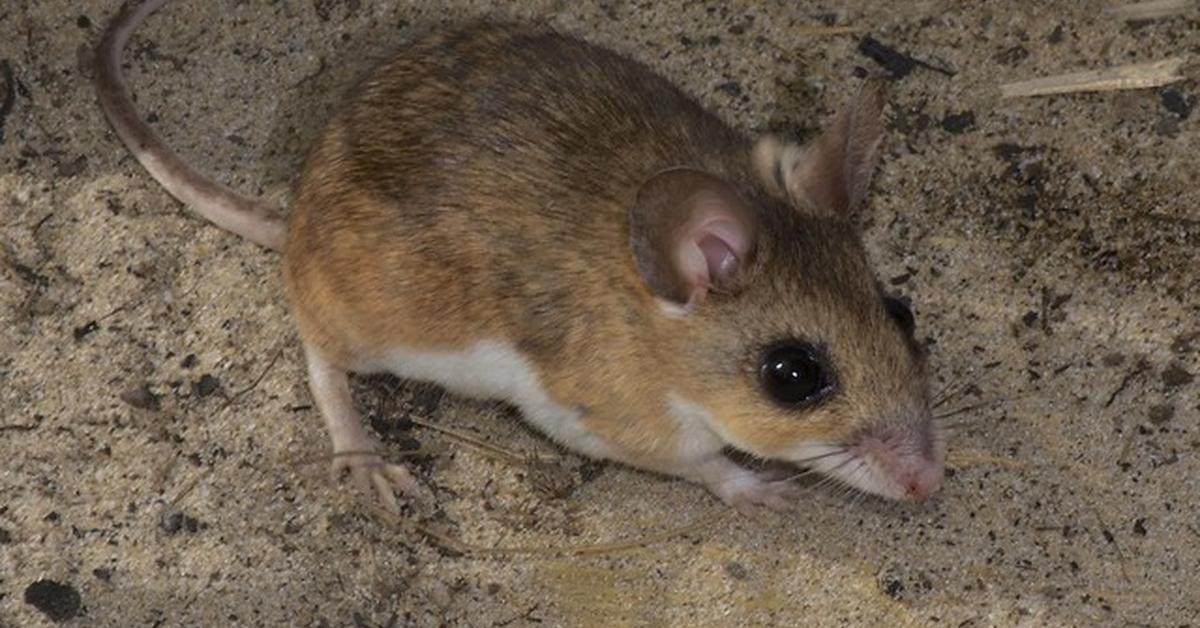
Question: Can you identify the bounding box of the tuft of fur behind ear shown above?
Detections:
[754,79,886,216]
[752,135,788,200]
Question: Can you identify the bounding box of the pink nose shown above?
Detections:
[902,462,943,501]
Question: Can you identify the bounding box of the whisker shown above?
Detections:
[822,453,858,476]
[847,487,868,510]
[839,459,869,504]
[803,455,862,497]
[936,420,979,431]
[780,467,822,484]
[935,397,1005,420]
[781,449,855,483]
[787,448,848,467]
[931,376,968,409]
[807,469,844,493]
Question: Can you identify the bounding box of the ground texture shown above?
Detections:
[2,1,1198,626]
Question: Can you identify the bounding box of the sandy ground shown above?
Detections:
[2,0,1198,626]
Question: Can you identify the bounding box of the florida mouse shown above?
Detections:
[96,0,944,513]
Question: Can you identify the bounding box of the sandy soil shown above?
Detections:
[2,1,1198,626]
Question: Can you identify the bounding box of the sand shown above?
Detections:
[2,1,1198,626]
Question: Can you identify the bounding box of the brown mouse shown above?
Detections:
[96,0,944,514]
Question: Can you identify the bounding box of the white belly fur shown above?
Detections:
[372,340,614,459]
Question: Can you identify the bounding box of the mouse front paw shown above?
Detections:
[331,451,424,513]
[694,457,801,516]
[715,474,802,517]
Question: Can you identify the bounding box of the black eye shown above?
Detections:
[760,344,832,406]
[883,296,915,335]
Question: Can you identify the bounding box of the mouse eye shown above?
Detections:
[760,344,833,407]
[883,296,915,335]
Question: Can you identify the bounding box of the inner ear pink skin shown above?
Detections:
[674,209,750,306]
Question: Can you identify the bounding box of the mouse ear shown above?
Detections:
[629,168,756,310]
[753,79,885,216]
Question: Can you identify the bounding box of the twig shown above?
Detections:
[167,470,205,509]
[1108,0,1196,20]
[1089,504,1132,584]
[946,449,1026,470]
[792,25,861,37]
[409,417,559,464]
[223,346,285,407]
[1105,359,1149,408]
[296,447,441,469]
[1000,57,1186,98]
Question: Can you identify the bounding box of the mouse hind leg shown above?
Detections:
[304,343,422,512]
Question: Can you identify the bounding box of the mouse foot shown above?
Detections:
[331,451,423,513]
[721,476,802,517]
[693,456,801,516]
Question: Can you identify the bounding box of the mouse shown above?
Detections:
[96,0,944,514]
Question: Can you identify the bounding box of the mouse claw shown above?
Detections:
[331,451,423,513]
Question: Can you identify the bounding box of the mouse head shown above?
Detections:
[629,80,943,501]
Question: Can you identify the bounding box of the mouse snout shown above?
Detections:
[852,423,944,501]
[897,457,943,501]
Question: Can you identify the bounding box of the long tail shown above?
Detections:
[95,0,286,251]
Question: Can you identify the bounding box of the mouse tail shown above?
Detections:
[95,0,286,252]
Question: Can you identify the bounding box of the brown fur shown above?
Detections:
[284,24,931,471]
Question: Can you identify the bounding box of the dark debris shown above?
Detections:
[1161,88,1192,119]
[160,510,203,535]
[0,59,15,146]
[1161,363,1194,388]
[72,321,100,341]
[193,374,221,398]
[119,385,161,411]
[858,36,955,79]
[941,111,976,134]
[24,580,82,623]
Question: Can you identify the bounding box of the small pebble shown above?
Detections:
[160,510,202,535]
[119,385,160,411]
[1161,88,1192,119]
[724,561,749,580]
[193,374,221,397]
[1148,404,1175,425]
[940,111,975,134]
[72,321,99,341]
[1161,364,1194,388]
[24,579,82,622]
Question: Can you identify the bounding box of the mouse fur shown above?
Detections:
[284,24,942,508]
[96,6,943,513]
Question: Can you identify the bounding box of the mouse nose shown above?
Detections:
[901,461,943,501]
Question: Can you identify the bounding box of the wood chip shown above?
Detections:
[1108,0,1196,21]
[1000,57,1186,98]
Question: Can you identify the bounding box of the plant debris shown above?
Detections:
[858,36,955,79]
[0,60,14,145]
[1000,57,1185,98]
[1108,0,1196,21]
